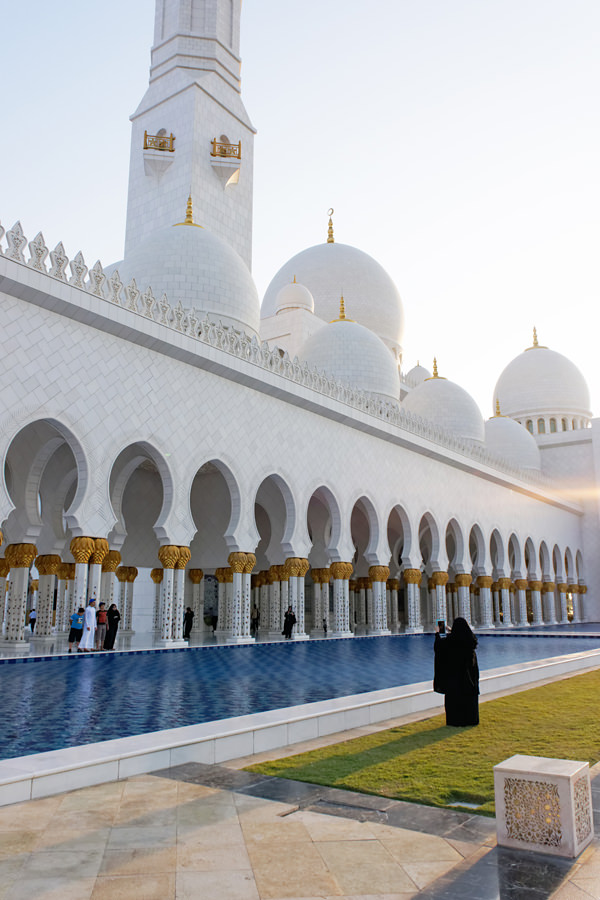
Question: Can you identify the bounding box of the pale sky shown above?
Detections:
[3,1,599,418]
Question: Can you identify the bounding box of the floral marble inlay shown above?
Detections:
[504,778,562,847]
[574,775,592,844]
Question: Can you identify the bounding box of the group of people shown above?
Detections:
[68,599,121,653]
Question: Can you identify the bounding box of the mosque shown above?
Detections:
[0,0,598,653]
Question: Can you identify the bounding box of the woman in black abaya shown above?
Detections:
[104,603,121,650]
[434,617,479,726]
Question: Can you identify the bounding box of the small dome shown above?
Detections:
[299,311,400,402]
[262,240,404,357]
[405,363,431,387]
[402,367,485,443]
[485,414,541,471]
[276,278,315,314]
[108,210,260,337]
[494,331,591,423]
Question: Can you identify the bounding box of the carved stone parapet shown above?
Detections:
[35,554,61,576]
[90,538,109,566]
[369,565,390,583]
[175,546,191,570]
[102,550,121,573]
[158,545,180,569]
[455,574,472,588]
[188,568,203,584]
[431,571,449,587]
[6,543,38,569]
[541,582,554,592]
[228,552,246,574]
[70,537,95,565]
[403,568,422,585]
[387,578,400,591]
[243,553,256,575]
[477,575,493,589]
[497,578,511,590]
[151,568,164,584]
[514,579,528,591]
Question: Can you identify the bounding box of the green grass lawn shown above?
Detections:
[246,670,600,816]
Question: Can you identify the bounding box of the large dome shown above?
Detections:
[494,332,591,426]
[402,370,485,443]
[299,314,400,402]
[109,215,260,337]
[262,241,404,357]
[485,414,541,471]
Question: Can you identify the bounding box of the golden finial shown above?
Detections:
[432,357,439,378]
[533,326,538,348]
[292,275,297,283]
[495,398,502,416]
[330,293,354,322]
[174,194,203,228]
[327,208,334,244]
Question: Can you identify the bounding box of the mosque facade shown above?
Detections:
[0,0,598,651]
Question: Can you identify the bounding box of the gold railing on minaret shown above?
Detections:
[211,139,241,159]
[143,131,175,152]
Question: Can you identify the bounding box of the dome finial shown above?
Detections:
[339,295,346,320]
[327,208,335,244]
[533,326,539,348]
[432,357,439,378]
[174,193,203,228]
[495,398,502,416]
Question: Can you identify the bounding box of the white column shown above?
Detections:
[477,576,494,629]
[151,568,163,633]
[227,553,254,643]
[0,560,9,636]
[189,569,204,634]
[542,582,557,624]
[310,569,323,636]
[557,584,570,624]
[403,570,423,632]
[368,566,391,635]
[269,566,282,635]
[280,575,289,630]
[125,568,138,634]
[117,569,129,632]
[529,581,543,625]
[34,555,61,638]
[330,563,353,637]
[62,567,75,630]
[432,572,448,626]
[498,579,513,626]
[356,579,367,632]
[2,544,37,643]
[514,580,529,625]
[388,579,400,632]
[455,575,472,625]
[259,574,270,635]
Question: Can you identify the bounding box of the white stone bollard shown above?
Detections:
[494,755,593,858]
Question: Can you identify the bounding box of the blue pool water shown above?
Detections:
[1,633,599,760]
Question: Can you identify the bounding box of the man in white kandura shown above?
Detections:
[79,599,97,652]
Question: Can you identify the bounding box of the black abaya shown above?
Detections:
[434,632,479,726]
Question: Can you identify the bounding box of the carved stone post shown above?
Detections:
[403,568,423,632]
[189,569,204,634]
[101,550,121,609]
[514,579,529,625]
[330,562,353,637]
[125,567,139,633]
[157,545,179,642]
[151,568,163,633]
[542,581,557,624]
[70,536,96,610]
[455,574,472,624]
[34,554,61,638]
[368,566,391,634]
[3,544,37,643]
[88,538,109,603]
[172,547,190,641]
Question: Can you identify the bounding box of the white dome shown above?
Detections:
[300,318,400,402]
[108,221,260,337]
[276,279,314,314]
[485,415,541,471]
[494,339,591,422]
[402,375,485,443]
[405,364,431,387]
[262,242,404,357]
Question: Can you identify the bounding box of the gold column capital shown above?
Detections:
[570,584,579,594]
[557,582,568,593]
[35,554,61,576]
[70,536,95,565]
[387,578,400,591]
[150,568,164,584]
[224,567,233,584]
[30,579,39,591]
[284,557,303,578]
[189,568,204,584]
[455,574,472,588]
[175,546,191,570]
[369,565,389,583]
[541,581,554,592]
[126,567,139,583]
[514,579,528,591]
[158,545,180,569]
[90,538,109,566]
[116,566,129,583]
[228,552,246,574]
[331,562,353,581]
[102,550,121,573]
[0,558,11,578]
[477,575,493,589]
[497,577,511,590]
[243,553,256,575]
[6,543,38,568]
[403,568,422,585]
[431,571,449,587]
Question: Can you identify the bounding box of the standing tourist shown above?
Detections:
[28,608,37,632]
[434,617,479,726]
[95,602,108,651]
[104,604,121,650]
[68,607,85,653]
[183,606,194,639]
[282,606,296,639]
[250,603,259,637]
[79,599,97,652]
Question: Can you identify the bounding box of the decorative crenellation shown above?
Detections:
[0,218,557,489]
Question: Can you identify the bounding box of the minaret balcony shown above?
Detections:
[143,131,176,178]
[210,139,241,187]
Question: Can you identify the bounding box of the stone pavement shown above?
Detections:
[0,757,599,900]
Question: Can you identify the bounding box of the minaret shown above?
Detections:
[124,0,255,267]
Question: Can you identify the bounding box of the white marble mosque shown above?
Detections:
[0,0,598,654]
